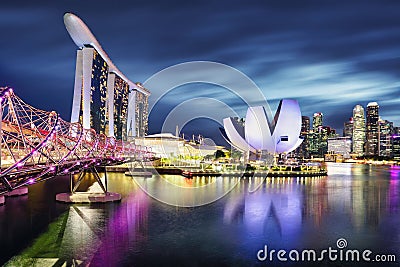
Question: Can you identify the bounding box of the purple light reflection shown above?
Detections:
[388,179,399,213]
[90,189,149,266]
[390,165,400,179]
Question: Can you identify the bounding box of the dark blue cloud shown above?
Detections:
[0,0,399,143]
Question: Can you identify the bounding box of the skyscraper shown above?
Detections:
[309,125,336,158]
[365,102,379,157]
[301,116,310,133]
[352,105,365,156]
[343,117,353,138]
[71,46,109,134]
[312,113,323,131]
[130,83,149,137]
[378,119,393,158]
[393,136,400,160]
[107,73,130,140]
[64,13,151,140]
[297,116,310,158]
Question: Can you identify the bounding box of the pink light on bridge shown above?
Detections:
[0,86,153,194]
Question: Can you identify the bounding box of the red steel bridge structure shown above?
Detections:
[0,87,153,196]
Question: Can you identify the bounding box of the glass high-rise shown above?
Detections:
[352,105,365,156]
[378,119,393,158]
[365,102,379,157]
[90,48,109,134]
[107,73,130,140]
[343,118,353,138]
[393,136,400,160]
[71,46,109,135]
[134,87,149,137]
[301,116,310,133]
[65,13,151,140]
[312,113,323,131]
[296,116,310,158]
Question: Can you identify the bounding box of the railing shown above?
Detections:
[0,87,153,194]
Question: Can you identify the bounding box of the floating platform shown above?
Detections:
[107,165,327,178]
[155,167,183,175]
[55,192,121,203]
[5,186,28,197]
[106,165,129,172]
[124,171,153,177]
[182,170,221,178]
[181,170,327,178]
[0,195,4,206]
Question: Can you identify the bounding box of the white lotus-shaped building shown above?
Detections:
[222,99,303,154]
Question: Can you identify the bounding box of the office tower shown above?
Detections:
[301,116,310,133]
[365,102,379,157]
[309,125,335,158]
[319,126,336,157]
[296,116,310,158]
[378,119,393,158]
[352,105,365,156]
[327,137,352,159]
[393,136,400,160]
[343,117,353,138]
[312,113,323,131]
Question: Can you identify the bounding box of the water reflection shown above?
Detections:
[1,164,400,266]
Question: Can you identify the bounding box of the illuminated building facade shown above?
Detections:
[70,46,109,134]
[295,116,310,158]
[65,13,150,139]
[222,99,303,155]
[343,117,353,138]
[393,136,400,160]
[327,137,352,159]
[132,87,149,137]
[312,113,323,131]
[107,73,130,140]
[352,105,365,156]
[301,116,310,133]
[365,102,379,157]
[378,119,393,158]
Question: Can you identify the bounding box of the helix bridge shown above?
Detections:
[0,87,153,195]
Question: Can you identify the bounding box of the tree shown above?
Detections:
[214,150,226,159]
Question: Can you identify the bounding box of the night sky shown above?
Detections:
[1,0,399,144]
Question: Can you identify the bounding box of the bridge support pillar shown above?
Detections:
[56,166,121,204]
[5,186,28,197]
[0,195,4,206]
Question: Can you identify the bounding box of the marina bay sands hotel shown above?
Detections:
[64,13,150,140]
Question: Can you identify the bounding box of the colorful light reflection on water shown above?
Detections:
[0,164,399,266]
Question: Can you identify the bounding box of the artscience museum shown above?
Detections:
[221,99,303,156]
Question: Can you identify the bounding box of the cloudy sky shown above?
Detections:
[0,0,399,144]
